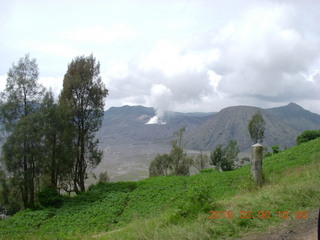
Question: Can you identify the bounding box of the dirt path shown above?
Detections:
[234,208,319,240]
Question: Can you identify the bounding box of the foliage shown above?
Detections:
[149,154,172,177]
[0,167,9,205]
[0,138,320,239]
[0,54,44,208]
[192,151,210,171]
[98,171,110,183]
[263,145,281,158]
[59,55,108,193]
[296,129,320,145]
[40,90,75,189]
[210,145,224,170]
[37,187,62,208]
[149,127,192,177]
[170,143,192,176]
[210,140,239,171]
[248,111,265,143]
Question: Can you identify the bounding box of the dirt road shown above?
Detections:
[234,208,319,240]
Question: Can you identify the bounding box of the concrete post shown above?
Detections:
[251,143,263,186]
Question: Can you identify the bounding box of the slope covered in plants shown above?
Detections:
[0,138,319,240]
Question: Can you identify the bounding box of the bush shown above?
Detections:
[37,187,63,208]
[296,130,320,145]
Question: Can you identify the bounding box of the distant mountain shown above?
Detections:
[185,105,301,151]
[266,102,320,131]
[97,105,214,145]
[94,105,214,181]
[185,103,320,151]
[94,103,320,181]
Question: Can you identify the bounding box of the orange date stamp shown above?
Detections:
[209,210,309,220]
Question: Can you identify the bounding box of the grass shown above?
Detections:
[0,138,319,240]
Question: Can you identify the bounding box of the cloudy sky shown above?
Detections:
[1,0,320,115]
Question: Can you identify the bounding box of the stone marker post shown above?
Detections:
[251,143,263,186]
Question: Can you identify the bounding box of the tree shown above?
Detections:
[210,140,239,171]
[59,55,108,193]
[1,112,44,207]
[173,126,186,148]
[170,143,192,176]
[149,154,172,177]
[171,127,192,176]
[98,171,110,183]
[149,127,192,177]
[0,54,44,131]
[210,145,224,170]
[0,54,44,208]
[296,130,320,145]
[0,166,9,206]
[40,90,75,189]
[248,111,265,143]
[221,140,239,171]
[193,151,209,171]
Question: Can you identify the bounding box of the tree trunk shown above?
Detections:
[23,155,29,208]
[29,160,35,206]
[79,132,86,192]
[51,134,57,188]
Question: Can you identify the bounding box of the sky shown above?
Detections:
[1,0,320,116]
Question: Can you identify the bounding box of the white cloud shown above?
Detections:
[35,43,80,59]
[138,40,218,77]
[2,0,320,114]
[65,24,138,44]
[211,3,320,103]
[38,76,63,97]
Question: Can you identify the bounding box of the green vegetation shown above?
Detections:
[248,111,266,143]
[149,127,192,177]
[60,54,108,193]
[263,145,281,158]
[1,137,319,239]
[0,54,108,213]
[210,140,240,171]
[296,129,320,145]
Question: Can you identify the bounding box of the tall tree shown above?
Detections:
[40,90,75,189]
[0,54,44,208]
[171,127,191,176]
[248,111,265,143]
[59,55,108,193]
[1,112,44,207]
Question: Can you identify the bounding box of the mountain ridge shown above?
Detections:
[94,102,320,181]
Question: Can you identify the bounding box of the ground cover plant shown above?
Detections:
[0,138,319,240]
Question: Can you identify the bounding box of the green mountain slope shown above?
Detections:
[1,138,319,240]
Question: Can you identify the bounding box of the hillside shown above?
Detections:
[1,138,319,239]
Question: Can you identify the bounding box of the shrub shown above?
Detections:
[37,187,63,208]
[296,130,320,145]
